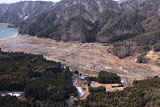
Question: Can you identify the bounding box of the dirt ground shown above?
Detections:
[1,35,160,86]
[74,79,124,100]
[92,81,124,92]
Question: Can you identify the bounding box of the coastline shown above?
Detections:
[0,33,19,41]
[0,23,9,26]
[0,23,19,41]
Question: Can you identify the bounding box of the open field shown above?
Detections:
[1,35,160,86]
[92,81,124,92]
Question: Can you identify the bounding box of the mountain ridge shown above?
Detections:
[18,0,121,42]
[0,1,55,24]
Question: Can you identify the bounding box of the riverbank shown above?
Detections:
[0,35,160,86]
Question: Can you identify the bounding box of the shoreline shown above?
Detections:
[0,23,19,41]
[0,33,19,41]
[0,23,9,26]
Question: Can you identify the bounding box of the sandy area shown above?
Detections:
[92,81,124,92]
[1,35,160,86]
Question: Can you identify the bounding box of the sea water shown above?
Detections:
[0,24,18,40]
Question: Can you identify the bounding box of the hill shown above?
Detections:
[74,77,160,107]
[18,0,120,42]
[0,50,76,106]
[0,1,55,25]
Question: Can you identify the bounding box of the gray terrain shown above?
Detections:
[1,35,160,86]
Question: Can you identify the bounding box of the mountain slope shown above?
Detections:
[0,1,55,25]
[0,4,8,15]
[18,0,120,42]
[111,0,160,58]
[0,50,76,106]
[18,0,160,43]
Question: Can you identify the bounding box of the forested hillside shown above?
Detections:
[18,0,120,42]
[74,77,160,107]
[0,49,76,106]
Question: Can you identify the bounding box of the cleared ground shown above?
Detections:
[92,82,124,92]
[1,35,160,86]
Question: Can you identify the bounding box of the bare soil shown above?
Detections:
[92,81,124,92]
[1,35,160,86]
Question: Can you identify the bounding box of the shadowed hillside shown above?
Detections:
[0,50,76,106]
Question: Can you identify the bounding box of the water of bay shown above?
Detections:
[0,24,18,40]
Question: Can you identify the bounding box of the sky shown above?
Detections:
[0,0,61,4]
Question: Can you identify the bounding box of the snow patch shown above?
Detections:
[65,4,69,8]
[90,81,93,87]
[76,87,84,98]
[82,2,89,10]
[105,66,112,69]
[1,91,23,97]
[96,0,103,12]
[19,14,24,18]
[23,16,29,20]
[73,1,77,4]
[70,69,73,72]
[72,78,78,86]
